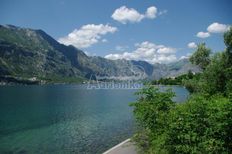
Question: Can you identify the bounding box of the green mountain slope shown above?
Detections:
[0,25,201,84]
[0,25,83,82]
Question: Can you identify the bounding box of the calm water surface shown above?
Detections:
[0,84,189,154]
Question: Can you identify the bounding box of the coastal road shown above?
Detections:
[103,139,137,154]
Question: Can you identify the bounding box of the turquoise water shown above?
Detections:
[0,85,189,154]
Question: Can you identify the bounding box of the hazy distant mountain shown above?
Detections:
[166,58,201,77]
[0,25,201,83]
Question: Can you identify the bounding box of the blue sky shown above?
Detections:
[0,0,231,63]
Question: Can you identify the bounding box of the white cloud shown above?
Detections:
[179,52,192,60]
[196,22,230,39]
[207,22,230,33]
[188,42,197,48]
[111,6,158,24]
[111,6,144,24]
[58,24,117,48]
[157,47,176,54]
[105,41,177,64]
[196,32,210,38]
[145,6,157,19]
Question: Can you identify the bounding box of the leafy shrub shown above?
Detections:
[130,85,175,153]
[166,95,232,153]
[131,25,232,154]
[131,85,175,132]
[131,87,232,153]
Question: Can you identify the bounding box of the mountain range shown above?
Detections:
[0,25,201,84]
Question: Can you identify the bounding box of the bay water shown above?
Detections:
[0,84,189,153]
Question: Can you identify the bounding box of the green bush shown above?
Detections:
[131,25,232,154]
[182,73,202,93]
[152,72,199,86]
[131,85,175,132]
[201,53,227,95]
[130,85,175,153]
[131,87,232,153]
[166,95,232,153]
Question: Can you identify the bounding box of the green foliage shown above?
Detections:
[130,85,175,153]
[152,71,198,86]
[152,71,203,94]
[132,27,232,153]
[187,28,232,97]
[222,28,232,96]
[131,85,175,131]
[200,53,227,95]
[182,73,202,93]
[167,95,232,153]
[224,27,232,55]
[190,43,211,70]
[131,87,232,153]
